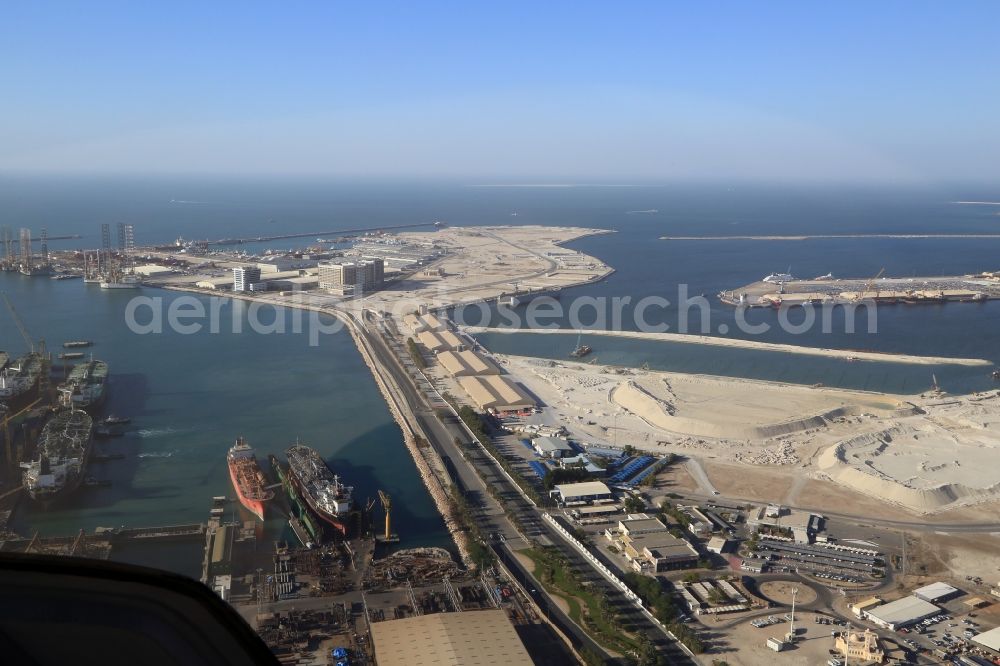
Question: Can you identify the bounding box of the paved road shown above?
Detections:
[359,313,697,664]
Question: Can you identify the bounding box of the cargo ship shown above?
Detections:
[22,408,94,506]
[285,444,354,536]
[60,359,109,411]
[227,438,274,521]
[0,352,43,411]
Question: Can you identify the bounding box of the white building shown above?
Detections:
[864,596,940,630]
[912,581,960,603]
[551,481,613,506]
[533,436,575,459]
[233,266,262,292]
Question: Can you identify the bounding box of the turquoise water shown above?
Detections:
[1,274,451,556]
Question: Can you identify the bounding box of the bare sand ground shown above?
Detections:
[759,581,818,605]
[700,462,797,504]
[500,354,1000,516]
[467,326,992,366]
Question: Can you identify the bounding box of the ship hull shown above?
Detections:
[228,460,266,521]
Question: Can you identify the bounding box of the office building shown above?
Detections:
[233,266,262,292]
[317,258,384,295]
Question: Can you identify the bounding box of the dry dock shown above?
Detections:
[719,272,1000,308]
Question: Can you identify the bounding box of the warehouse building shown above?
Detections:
[418,329,466,353]
[551,481,614,506]
[864,596,940,630]
[437,349,500,377]
[403,312,447,334]
[369,609,532,666]
[913,581,961,603]
[533,436,575,458]
[457,375,534,413]
[972,626,1000,657]
[621,532,700,573]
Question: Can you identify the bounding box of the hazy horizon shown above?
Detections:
[4,2,999,183]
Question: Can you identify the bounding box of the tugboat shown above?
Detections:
[569,331,592,358]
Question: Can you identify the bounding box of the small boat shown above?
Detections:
[569,331,592,358]
[58,352,85,360]
[94,425,125,439]
[103,415,131,425]
[992,369,1000,381]
[846,356,861,363]
[63,341,94,348]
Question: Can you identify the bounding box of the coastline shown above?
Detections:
[463,326,993,366]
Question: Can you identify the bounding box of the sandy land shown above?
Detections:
[759,581,818,606]
[500,354,1000,515]
[466,326,992,366]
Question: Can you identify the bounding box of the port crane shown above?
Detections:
[378,489,398,542]
[857,267,885,301]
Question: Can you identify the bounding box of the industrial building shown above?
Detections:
[605,515,700,572]
[863,596,940,630]
[558,454,606,475]
[683,506,714,536]
[912,581,961,603]
[532,436,575,458]
[233,266,262,292]
[369,609,533,666]
[850,596,884,618]
[972,626,1000,657]
[403,312,447,333]
[418,329,466,353]
[133,264,174,277]
[317,257,384,295]
[706,537,730,554]
[748,505,819,543]
[456,375,534,413]
[256,257,320,273]
[436,349,500,377]
[551,481,614,506]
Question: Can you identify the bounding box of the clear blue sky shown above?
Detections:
[3,1,998,182]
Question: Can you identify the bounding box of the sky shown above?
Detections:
[2,1,998,183]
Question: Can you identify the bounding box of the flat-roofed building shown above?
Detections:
[369,609,533,666]
[865,596,940,630]
[850,596,884,617]
[913,581,960,603]
[620,532,699,572]
[706,536,730,554]
[457,375,534,413]
[552,481,613,506]
[618,516,668,537]
[533,436,575,458]
[972,626,1000,656]
[437,350,499,377]
[418,329,466,353]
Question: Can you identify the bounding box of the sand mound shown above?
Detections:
[817,425,1000,514]
[610,379,880,440]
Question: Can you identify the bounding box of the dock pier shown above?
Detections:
[719,272,1000,308]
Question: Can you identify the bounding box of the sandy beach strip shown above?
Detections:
[463,326,992,366]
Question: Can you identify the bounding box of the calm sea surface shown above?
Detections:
[2,176,1000,571]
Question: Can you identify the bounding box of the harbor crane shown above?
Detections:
[378,489,398,542]
[2,291,39,354]
[858,267,885,301]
